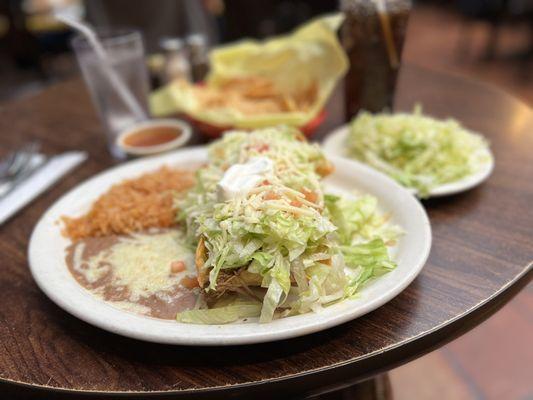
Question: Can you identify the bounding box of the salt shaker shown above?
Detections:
[159,37,192,83]
[186,33,209,82]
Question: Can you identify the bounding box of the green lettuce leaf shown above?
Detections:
[176,301,261,324]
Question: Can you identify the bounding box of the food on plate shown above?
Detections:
[60,127,401,324]
[177,127,401,323]
[62,166,195,240]
[345,107,491,197]
[65,229,198,319]
[150,15,348,130]
[62,166,199,320]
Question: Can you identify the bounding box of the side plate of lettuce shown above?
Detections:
[323,107,494,198]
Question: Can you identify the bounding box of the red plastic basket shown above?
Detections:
[185,110,327,139]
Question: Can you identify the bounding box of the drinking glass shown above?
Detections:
[340,0,411,119]
[72,29,150,159]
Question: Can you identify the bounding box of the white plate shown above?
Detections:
[322,125,495,197]
[28,147,431,346]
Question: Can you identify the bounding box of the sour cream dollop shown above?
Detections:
[217,157,274,201]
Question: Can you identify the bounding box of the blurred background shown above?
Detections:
[0,0,531,399]
[0,0,532,104]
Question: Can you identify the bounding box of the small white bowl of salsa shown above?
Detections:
[117,119,192,156]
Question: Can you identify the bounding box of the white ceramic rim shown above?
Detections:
[116,118,192,156]
[28,146,432,346]
[322,125,495,198]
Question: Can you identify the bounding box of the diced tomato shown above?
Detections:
[180,276,199,289]
[256,143,269,152]
[265,192,280,200]
[302,188,318,203]
[170,260,186,273]
[290,199,302,207]
[316,161,334,176]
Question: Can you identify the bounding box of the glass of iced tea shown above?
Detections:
[340,0,411,119]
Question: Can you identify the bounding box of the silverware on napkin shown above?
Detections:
[0,151,88,225]
[0,142,44,199]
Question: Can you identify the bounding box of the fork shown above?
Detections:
[0,151,16,178]
[0,142,40,180]
[0,141,43,199]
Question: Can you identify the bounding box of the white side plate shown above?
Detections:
[322,125,494,197]
[28,147,431,346]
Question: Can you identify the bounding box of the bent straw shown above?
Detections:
[56,13,147,121]
[374,0,400,69]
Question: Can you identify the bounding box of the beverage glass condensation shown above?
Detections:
[72,29,150,159]
[340,0,411,119]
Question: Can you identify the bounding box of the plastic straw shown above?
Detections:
[374,0,400,69]
[56,13,147,121]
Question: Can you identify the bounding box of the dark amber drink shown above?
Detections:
[341,0,411,119]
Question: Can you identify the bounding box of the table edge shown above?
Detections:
[1,63,532,397]
[1,262,530,398]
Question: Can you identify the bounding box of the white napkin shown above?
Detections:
[0,151,87,225]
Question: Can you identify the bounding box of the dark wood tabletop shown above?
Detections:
[0,64,531,399]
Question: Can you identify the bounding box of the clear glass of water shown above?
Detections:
[72,29,150,159]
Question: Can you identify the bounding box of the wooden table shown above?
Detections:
[0,64,531,399]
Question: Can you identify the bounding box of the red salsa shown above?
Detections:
[123,126,182,148]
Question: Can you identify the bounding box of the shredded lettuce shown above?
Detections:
[346,106,491,197]
[176,300,262,324]
[177,127,400,324]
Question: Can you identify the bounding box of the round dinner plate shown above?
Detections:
[29,147,431,346]
[322,125,495,197]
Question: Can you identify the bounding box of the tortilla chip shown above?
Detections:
[150,14,348,129]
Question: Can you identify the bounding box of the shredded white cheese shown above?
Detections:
[77,230,194,301]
